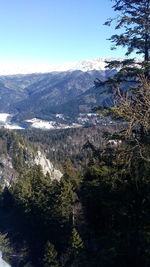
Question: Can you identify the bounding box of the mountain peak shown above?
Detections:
[0,58,122,75]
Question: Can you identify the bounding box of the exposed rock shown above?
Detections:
[34,151,62,181]
[0,130,63,187]
[0,149,62,187]
[0,154,18,187]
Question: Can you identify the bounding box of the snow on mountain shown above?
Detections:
[0,58,121,75]
[26,118,82,130]
[26,118,57,129]
[0,113,11,123]
[67,58,115,72]
[0,113,24,129]
[4,124,24,130]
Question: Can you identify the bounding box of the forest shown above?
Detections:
[0,0,150,266]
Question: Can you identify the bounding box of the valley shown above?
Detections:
[0,112,113,130]
[0,0,149,265]
[0,56,149,267]
[0,58,116,129]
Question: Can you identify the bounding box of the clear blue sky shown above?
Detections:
[0,0,127,64]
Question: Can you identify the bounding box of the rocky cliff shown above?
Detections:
[0,129,62,187]
[32,150,62,180]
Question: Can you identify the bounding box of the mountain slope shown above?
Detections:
[0,58,117,124]
[55,84,113,116]
[13,69,115,121]
[0,129,62,186]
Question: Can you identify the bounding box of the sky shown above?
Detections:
[0,0,128,64]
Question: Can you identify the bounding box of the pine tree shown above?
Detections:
[63,159,81,190]
[70,228,85,266]
[43,241,59,267]
[96,0,150,89]
[59,178,74,221]
[96,0,150,155]
[71,228,84,253]
[0,233,12,262]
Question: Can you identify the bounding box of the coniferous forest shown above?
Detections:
[0,0,150,266]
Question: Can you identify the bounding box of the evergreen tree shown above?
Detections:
[70,228,85,266]
[72,228,83,250]
[81,147,150,266]
[63,159,81,190]
[108,0,150,60]
[43,241,59,267]
[96,0,150,155]
[96,0,150,89]
[81,2,150,265]
[59,177,74,222]
[0,233,12,262]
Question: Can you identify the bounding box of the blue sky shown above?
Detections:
[0,0,127,64]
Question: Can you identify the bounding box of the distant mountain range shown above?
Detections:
[0,58,120,75]
[0,58,117,128]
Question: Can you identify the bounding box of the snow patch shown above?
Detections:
[26,118,56,129]
[26,118,82,130]
[0,113,11,123]
[4,124,24,130]
[56,114,64,119]
[0,113,24,129]
[0,251,11,266]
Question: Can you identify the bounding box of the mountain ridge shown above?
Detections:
[0,57,122,75]
[0,58,118,127]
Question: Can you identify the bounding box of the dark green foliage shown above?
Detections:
[71,228,84,258]
[0,233,12,263]
[108,0,150,59]
[81,146,150,267]
[0,128,149,266]
[20,125,117,171]
[86,2,150,265]
[63,159,81,190]
[96,0,150,91]
[0,3,149,267]
[4,164,75,266]
[0,128,37,176]
[43,241,59,267]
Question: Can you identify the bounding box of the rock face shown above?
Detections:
[0,154,18,187]
[0,150,63,187]
[0,130,63,187]
[34,151,62,180]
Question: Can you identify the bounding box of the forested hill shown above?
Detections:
[0,0,150,265]
[0,122,149,267]
[0,125,118,188]
[0,128,63,187]
[20,124,118,170]
[0,64,116,125]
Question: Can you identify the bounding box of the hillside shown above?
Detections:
[0,58,117,127]
[0,129,62,187]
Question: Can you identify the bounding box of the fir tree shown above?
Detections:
[70,228,85,266]
[96,0,150,155]
[96,0,150,90]
[43,241,59,267]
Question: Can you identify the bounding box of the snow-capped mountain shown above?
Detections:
[0,58,120,75]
